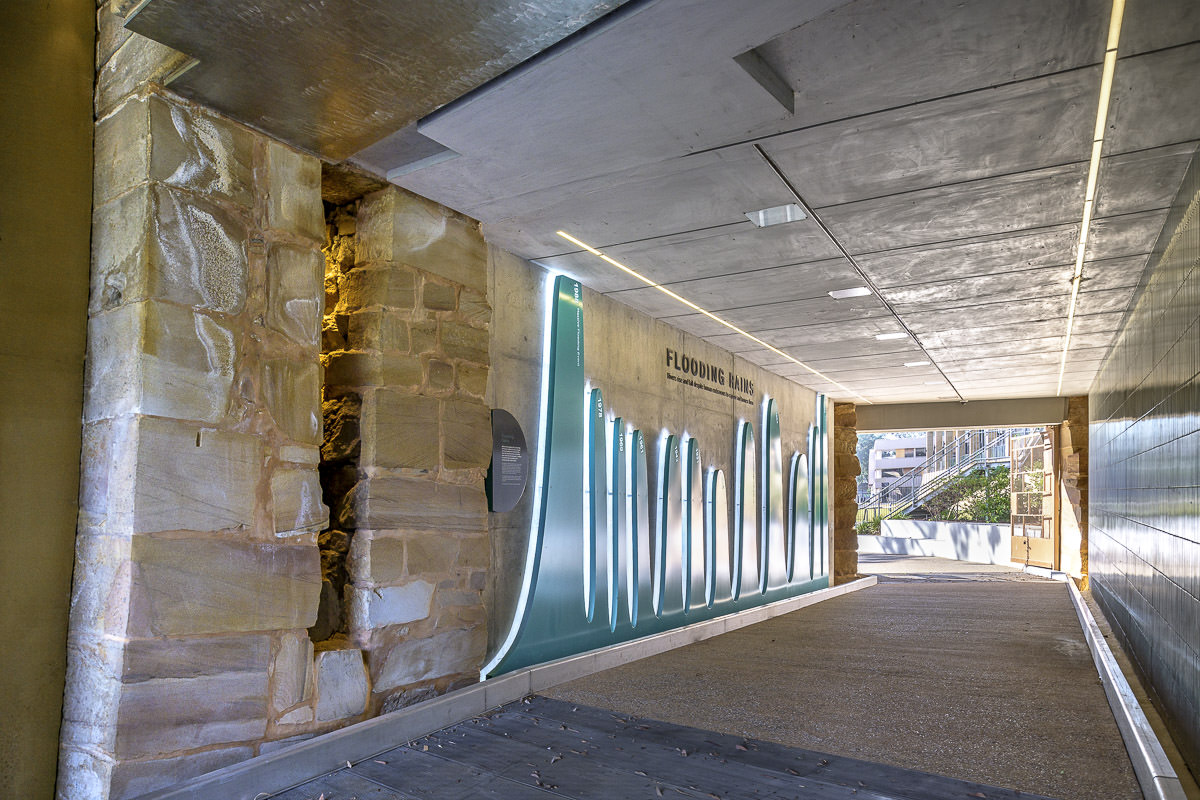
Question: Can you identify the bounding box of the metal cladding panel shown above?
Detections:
[483,276,830,678]
[1090,145,1200,774]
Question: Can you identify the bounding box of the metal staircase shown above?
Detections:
[858,429,1011,522]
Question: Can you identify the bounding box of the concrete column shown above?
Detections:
[1058,397,1089,582]
[833,403,860,583]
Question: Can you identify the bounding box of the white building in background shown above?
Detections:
[867,435,927,501]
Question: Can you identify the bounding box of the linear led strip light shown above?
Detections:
[1058,0,1125,395]
[556,230,870,404]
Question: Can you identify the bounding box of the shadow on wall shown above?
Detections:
[858,520,1012,565]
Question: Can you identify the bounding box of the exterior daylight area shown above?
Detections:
[3,1,1200,800]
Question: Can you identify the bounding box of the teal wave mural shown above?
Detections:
[482,275,829,679]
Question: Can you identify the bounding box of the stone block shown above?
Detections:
[406,535,458,575]
[67,529,134,638]
[337,266,416,313]
[96,34,192,117]
[85,301,236,425]
[114,668,268,758]
[265,141,323,240]
[833,550,859,582]
[365,391,440,469]
[271,467,328,536]
[324,351,378,387]
[264,359,322,445]
[267,244,323,347]
[427,358,455,391]
[122,634,270,682]
[410,320,438,354]
[457,535,490,569]
[96,1,135,72]
[371,627,486,693]
[314,649,369,722]
[148,95,255,207]
[109,746,254,800]
[458,288,491,326]
[281,444,320,465]
[347,536,405,585]
[356,188,487,292]
[457,362,488,398]
[441,322,488,364]
[423,281,457,311]
[271,632,314,712]
[348,580,434,630]
[380,312,409,352]
[93,96,149,208]
[276,707,314,727]
[133,418,260,533]
[91,184,248,316]
[443,400,491,469]
[380,685,439,714]
[127,536,321,636]
[347,309,382,351]
[354,477,487,533]
[321,393,361,462]
[834,453,861,477]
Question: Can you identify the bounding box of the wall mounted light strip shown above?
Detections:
[750,145,966,403]
[1057,0,1125,396]
[555,230,870,403]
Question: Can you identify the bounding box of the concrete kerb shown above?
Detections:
[1066,579,1187,800]
[132,576,878,800]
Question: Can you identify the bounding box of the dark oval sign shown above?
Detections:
[486,408,529,513]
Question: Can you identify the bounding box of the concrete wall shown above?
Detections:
[1089,145,1200,775]
[859,520,1013,565]
[0,1,95,796]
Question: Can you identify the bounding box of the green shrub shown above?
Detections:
[922,466,1010,523]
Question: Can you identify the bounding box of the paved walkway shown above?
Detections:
[544,555,1141,800]
[274,695,1061,799]
[268,555,1143,800]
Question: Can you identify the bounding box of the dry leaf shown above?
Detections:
[735,744,748,751]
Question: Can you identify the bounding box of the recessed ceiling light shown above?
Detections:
[904,361,931,367]
[745,203,806,227]
[828,287,871,300]
[875,332,908,341]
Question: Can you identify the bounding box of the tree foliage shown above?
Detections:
[921,466,1011,523]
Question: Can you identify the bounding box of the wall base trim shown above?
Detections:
[1067,580,1187,800]
[133,576,877,800]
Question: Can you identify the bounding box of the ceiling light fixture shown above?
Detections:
[828,287,872,300]
[904,361,931,368]
[874,332,908,341]
[1057,0,1125,396]
[555,230,870,403]
[744,203,807,227]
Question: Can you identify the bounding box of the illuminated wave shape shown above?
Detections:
[481,275,830,679]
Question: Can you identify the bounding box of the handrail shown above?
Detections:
[859,429,1010,521]
[859,430,971,509]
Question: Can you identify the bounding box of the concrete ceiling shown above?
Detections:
[131,0,1200,404]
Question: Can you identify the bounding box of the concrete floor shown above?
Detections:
[544,555,1143,800]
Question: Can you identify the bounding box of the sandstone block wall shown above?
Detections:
[1059,396,1089,582]
[833,402,861,583]
[318,186,491,716]
[62,11,329,798]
